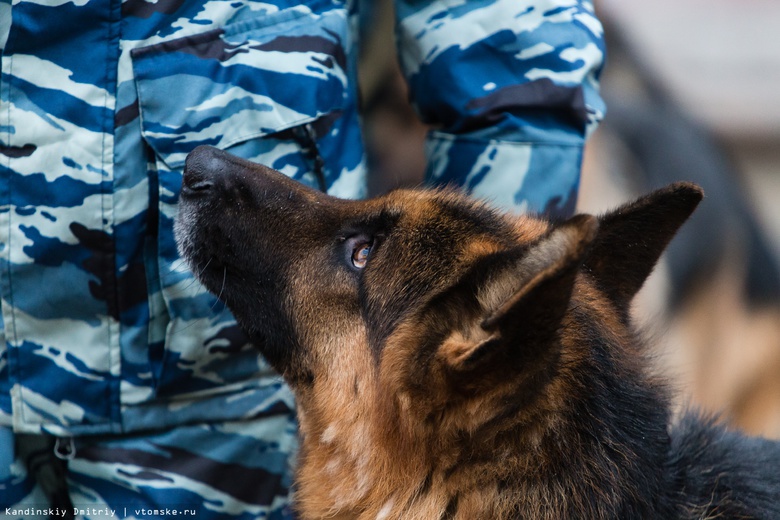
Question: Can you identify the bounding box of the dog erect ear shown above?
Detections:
[438,214,598,372]
[584,182,703,311]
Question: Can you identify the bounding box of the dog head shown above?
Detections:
[175,145,702,515]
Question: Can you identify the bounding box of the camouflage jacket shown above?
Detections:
[0,0,604,436]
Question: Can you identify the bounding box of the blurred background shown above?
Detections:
[581,0,780,439]
[359,0,780,438]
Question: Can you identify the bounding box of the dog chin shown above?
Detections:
[173,205,197,261]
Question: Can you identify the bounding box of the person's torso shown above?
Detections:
[0,0,365,435]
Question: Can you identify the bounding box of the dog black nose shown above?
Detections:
[182,145,228,193]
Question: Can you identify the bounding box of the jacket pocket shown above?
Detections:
[130,5,365,400]
[133,5,355,169]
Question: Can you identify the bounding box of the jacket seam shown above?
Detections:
[2,50,23,428]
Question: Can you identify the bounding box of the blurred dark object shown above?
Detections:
[358,0,427,196]
[581,6,780,438]
[598,17,780,310]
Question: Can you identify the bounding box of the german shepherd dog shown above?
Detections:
[175,146,780,519]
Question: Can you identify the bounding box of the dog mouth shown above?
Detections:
[174,206,232,302]
[174,146,336,378]
[174,145,330,304]
[174,147,245,299]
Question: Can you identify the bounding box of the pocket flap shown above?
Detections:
[132,7,351,170]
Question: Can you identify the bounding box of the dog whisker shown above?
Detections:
[212,267,227,310]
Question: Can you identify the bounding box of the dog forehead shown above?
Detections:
[381,189,550,245]
[382,190,491,232]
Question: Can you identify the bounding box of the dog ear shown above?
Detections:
[584,182,703,311]
[438,214,598,372]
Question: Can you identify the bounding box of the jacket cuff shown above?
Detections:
[424,131,584,219]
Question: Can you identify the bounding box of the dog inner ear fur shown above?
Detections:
[584,182,704,314]
[437,214,599,374]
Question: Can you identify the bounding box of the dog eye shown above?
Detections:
[352,241,373,269]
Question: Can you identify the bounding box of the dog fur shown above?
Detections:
[175,145,780,519]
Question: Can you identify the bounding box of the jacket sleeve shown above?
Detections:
[394,0,605,217]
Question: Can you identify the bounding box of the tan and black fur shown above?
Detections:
[175,145,780,519]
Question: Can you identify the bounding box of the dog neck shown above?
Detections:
[291,284,673,519]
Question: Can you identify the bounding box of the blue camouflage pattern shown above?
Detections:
[1,0,365,440]
[0,0,604,515]
[399,0,604,216]
[3,419,298,519]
